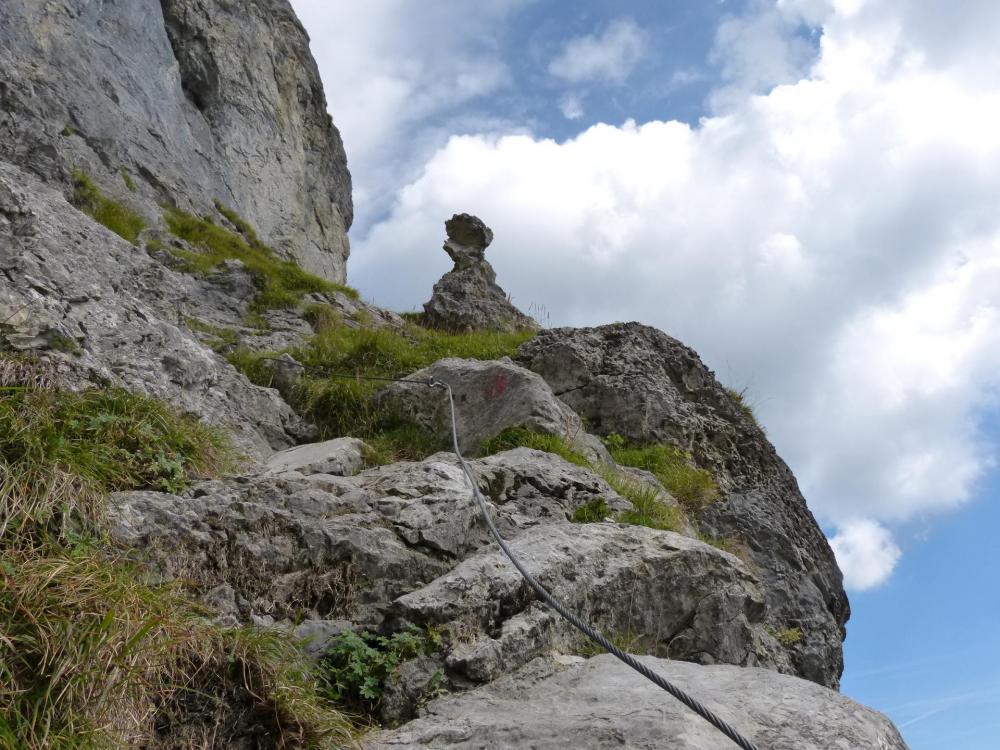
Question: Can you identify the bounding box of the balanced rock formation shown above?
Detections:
[365,654,909,750]
[0,0,352,281]
[422,214,540,332]
[517,322,849,688]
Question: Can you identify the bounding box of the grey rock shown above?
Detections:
[108,449,639,628]
[263,437,368,477]
[0,162,311,459]
[0,0,351,281]
[516,322,849,688]
[376,357,610,464]
[392,523,778,685]
[379,655,444,727]
[422,214,539,332]
[364,654,909,750]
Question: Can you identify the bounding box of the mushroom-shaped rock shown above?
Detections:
[422,214,540,333]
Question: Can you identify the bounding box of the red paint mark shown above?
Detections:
[485,374,509,400]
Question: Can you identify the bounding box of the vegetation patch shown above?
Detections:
[769,626,803,646]
[120,169,137,192]
[184,316,239,352]
[230,323,533,462]
[71,170,146,244]
[302,302,343,332]
[725,386,760,427]
[571,498,610,523]
[598,468,685,532]
[479,426,589,467]
[320,626,442,721]
[0,549,354,749]
[603,435,717,513]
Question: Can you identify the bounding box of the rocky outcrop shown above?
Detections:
[0,0,351,281]
[0,162,311,459]
[364,654,909,750]
[376,357,611,464]
[422,214,539,332]
[109,447,784,685]
[517,322,850,689]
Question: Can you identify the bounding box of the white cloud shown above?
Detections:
[829,519,902,589]
[289,0,529,227]
[350,0,1000,576]
[559,94,585,120]
[548,19,647,85]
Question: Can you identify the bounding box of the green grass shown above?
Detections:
[0,549,355,749]
[120,169,137,192]
[47,332,80,355]
[0,366,231,543]
[230,323,534,462]
[302,302,343,332]
[71,170,146,245]
[0,355,353,748]
[184,316,239,352]
[571,498,610,523]
[598,467,684,532]
[725,386,760,427]
[604,438,717,513]
[479,427,590,467]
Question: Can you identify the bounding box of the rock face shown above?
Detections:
[110,447,784,688]
[422,214,539,332]
[364,654,909,750]
[0,163,311,459]
[517,323,849,689]
[0,0,352,281]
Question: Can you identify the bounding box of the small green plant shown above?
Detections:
[46,332,80,355]
[770,626,803,646]
[185,316,239,352]
[321,626,441,717]
[302,302,343,332]
[119,169,137,192]
[575,629,644,657]
[724,386,760,427]
[479,426,589,467]
[598,467,684,532]
[144,237,166,254]
[572,498,610,523]
[70,170,146,244]
[60,123,74,137]
[604,440,717,513]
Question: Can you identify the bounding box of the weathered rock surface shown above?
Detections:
[0,0,352,281]
[109,449,635,632]
[517,322,849,688]
[392,522,780,686]
[364,654,910,750]
[376,357,611,464]
[422,214,539,332]
[0,162,311,459]
[263,437,368,477]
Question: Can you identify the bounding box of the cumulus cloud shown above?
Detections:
[829,519,902,589]
[289,0,529,227]
[350,0,1000,579]
[548,19,647,84]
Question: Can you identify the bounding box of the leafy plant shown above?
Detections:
[70,170,146,245]
[770,626,803,646]
[321,626,441,717]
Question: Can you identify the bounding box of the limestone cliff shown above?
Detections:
[0,0,352,281]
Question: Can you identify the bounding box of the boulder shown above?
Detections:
[363,654,909,750]
[391,522,780,685]
[422,214,539,332]
[516,322,849,688]
[262,437,369,477]
[375,357,611,464]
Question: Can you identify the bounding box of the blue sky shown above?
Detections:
[290,1,1000,745]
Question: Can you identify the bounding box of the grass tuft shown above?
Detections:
[479,426,590,468]
[71,170,146,245]
[571,498,610,523]
[604,438,717,513]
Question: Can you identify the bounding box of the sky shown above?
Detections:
[289,1,1000,746]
